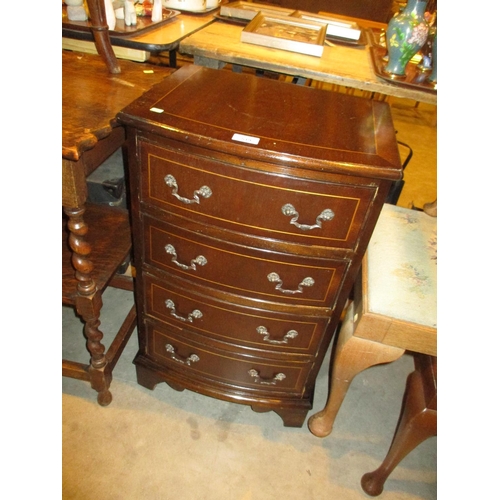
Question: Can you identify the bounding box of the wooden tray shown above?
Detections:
[370,45,437,93]
[62,6,180,37]
[366,27,387,48]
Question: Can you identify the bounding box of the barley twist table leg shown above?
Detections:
[64,206,112,405]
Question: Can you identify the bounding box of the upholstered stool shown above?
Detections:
[308,203,437,493]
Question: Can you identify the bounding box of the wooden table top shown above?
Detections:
[62,51,174,161]
[179,20,437,105]
[62,11,217,52]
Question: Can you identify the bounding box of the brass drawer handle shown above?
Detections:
[165,244,208,271]
[165,344,200,366]
[164,174,212,205]
[248,369,286,385]
[281,203,334,231]
[165,299,203,323]
[267,272,315,295]
[256,326,298,345]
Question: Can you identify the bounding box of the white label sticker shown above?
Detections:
[232,133,260,145]
[150,107,164,114]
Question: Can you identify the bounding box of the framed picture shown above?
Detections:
[290,11,362,41]
[241,12,327,57]
[220,1,296,21]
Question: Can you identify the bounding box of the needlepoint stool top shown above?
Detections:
[366,204,437,330]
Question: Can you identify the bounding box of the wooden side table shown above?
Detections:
[178,20,437,105]
[62,51,175,404]
[62,8,217,67]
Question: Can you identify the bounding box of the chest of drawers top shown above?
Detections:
[117,64,401,182]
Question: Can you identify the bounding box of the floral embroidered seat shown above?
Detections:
[307,203,437,495]
[360,203,437,355]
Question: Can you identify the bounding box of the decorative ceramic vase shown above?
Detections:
[384,0,429,77]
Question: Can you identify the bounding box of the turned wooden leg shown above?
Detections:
[75,292,112,406]
[86,0,121,74]
[65,206,112,406]
[361,369,437,496]
[308,303,404,438]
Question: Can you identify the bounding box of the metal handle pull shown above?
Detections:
[248,369,286,385]
[165,244,207,271]
[165,299,203,323]
[281,203,334,231]
[164,174,212,205]
[267,272,315,295]
[256,326,298,345]
[165,344,200,366]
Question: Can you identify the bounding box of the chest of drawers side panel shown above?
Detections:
[123,128,149,356]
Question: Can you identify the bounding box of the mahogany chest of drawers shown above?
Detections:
[118,65,402,427]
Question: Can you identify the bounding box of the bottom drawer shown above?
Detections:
[146,319,313,395]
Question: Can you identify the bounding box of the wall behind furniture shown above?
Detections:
[258,0,395,22]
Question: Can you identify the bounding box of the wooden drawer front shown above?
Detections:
[144,216,347,308]
[140,141,376,249]
[148,321,313,394]
[143,274,330,355]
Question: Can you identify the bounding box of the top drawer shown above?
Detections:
[139,140,377,250]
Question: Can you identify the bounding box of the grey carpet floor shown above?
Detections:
[63,287,436,500]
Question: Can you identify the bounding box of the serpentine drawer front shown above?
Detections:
[143,215,348,308]
[143,272,331,356]
[142,140,378,251]
[118,65,403,427]
[148,320,313,395]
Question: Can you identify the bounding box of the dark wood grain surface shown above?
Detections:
[119,64,403,426]
[118,64,402,179]
[62,204,132,303]
[62,51,174,161]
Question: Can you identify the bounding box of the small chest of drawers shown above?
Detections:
[118,65,402,427]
